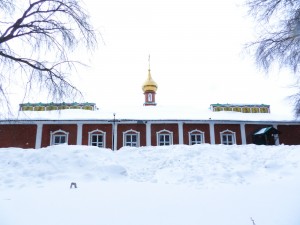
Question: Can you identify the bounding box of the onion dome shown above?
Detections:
[142,69,158,92]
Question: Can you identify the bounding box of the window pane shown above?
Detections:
[165,135,169,142]
[98,142,103,147]
[158,133,172,146]
[91,134,104,148]
[54,136,60,144]
[53,135,66,144]
[159,135,164,146]
[191,135,195,142]
[160,135,164,142]
[60,136,66,143]
[221,134,234,145]
[124,134,138,147]
[92,135,97,142]
[97,135,103,142]
[222,135,227,142]
[228,135,233,145]
[165,135,170,145]
[126,135,131,142]
[132,135,137,142]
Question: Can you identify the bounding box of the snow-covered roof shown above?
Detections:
[254,127,272,135]
[7,105,299,123]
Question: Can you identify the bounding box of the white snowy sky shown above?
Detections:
[11,0,298,114]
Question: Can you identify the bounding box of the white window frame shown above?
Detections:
[157,129,173,146]
[123,129,140,147]
[188,129,205,145]
[88,129,106,148]
[220,129,236,145]
[50,129,69,145]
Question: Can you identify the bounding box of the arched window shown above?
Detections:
[148,93,152,102]
[50,129,69,145]
[157,129,173,146]
[188,130,205,145]
[123,129,140,147]
[88,129,106,148]
[220,129,236,145]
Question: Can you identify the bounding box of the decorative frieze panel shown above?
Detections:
[210,104,270,113]
[19,102,97,111]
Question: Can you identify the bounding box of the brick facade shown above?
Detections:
[277,125,300,145]
[183,124,210,144]
[0,121,299,149]
[41,124,77,147]
[214,124,242,145]
[151,123,179,146]
[82,124,113,148]
[117,124,146,149]
[0,124,37,148]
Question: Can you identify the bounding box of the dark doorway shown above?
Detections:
[252,127,280,145]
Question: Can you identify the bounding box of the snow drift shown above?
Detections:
[0,144,300,225]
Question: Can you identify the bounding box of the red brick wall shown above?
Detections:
[82,124,113,148]
[183,124,210,144]
[117,123,146,149]
[41,124,77,147]
[2,122,299,149]
[0,124,37,148]
[277,125,300,145]
[214,124,242,144]
[151,124,179,145]
[245,124,272,144]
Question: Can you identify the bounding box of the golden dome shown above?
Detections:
[142,69,158,92]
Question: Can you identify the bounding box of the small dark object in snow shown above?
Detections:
[70,182,77,189]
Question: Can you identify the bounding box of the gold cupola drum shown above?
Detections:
[142,59,158,106]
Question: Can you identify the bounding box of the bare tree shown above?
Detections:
[246,0,300,117]
[0,0,97,110]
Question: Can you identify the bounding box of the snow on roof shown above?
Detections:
[254,127,271,135]
[7,105,299,122]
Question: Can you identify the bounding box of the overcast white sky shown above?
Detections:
[14,0,298,114]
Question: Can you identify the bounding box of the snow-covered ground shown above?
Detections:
[0,144,300,225]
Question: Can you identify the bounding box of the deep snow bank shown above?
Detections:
[1,144,300,225]
[0,144,299,189]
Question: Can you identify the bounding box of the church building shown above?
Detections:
[0,64,300,149]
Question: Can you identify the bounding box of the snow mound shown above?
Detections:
[1,144,300,225]
[1,144,299,189]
